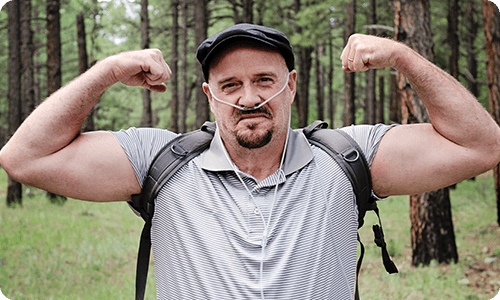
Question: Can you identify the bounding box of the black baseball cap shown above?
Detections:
[196,23,295,82]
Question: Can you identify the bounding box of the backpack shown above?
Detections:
[129,120,398,300]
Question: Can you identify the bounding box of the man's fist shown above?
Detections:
[341,34,405,73]
[105,49,172,93]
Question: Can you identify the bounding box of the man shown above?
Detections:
[1,23,499,299]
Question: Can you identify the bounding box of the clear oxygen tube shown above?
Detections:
[214,71,291,299]
[207,71,290,112]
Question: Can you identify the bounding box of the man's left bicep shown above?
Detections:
[371,123,487,197]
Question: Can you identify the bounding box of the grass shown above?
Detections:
[0,168,499,299]
[0,169,156,299]
[358,172,500,300]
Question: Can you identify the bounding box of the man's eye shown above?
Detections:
[222,83,237,91]
[258,77,273,84]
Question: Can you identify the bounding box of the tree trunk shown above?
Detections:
[483,0,500,226]
[447,0,460,79]
[7,0,22,206]
[466,0,479,98]
[140,0,153,128]
[296,46,313,127]
[179,0,189,133]
[195,0,210,128]
[242,0,253,23]
[409,189,458,265]
[389,70,401,123]
[89,0,98,65]
[327,34,336,126]
[46,0,66,203]
[170,0,179,132]
[377,73,385,124]
[77,11,94,132]
[20,0,34,121]
[344,0,356,126]
[33,1,41,107]
[229,0,240,24]
[392,0,459,266]
[365,0,377,125]
[47,0,61,97]
[315,43,325,121]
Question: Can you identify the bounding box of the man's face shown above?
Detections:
[203,44,296,150]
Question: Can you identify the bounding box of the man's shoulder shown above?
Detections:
[310,123,397,167]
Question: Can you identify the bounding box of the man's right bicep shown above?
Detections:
[21,131,141,202]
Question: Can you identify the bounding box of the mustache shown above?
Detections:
[236,107,272,118]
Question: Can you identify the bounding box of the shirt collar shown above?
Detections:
[200,127,314,176]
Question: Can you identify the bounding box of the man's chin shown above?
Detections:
[235,128,273,149]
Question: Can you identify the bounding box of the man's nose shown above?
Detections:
[237,85,262,109]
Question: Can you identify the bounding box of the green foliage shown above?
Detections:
[0,0,495,133]
[358,173,500,299]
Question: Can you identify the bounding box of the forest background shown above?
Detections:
[0,0,496,136]
[1,0,500,299]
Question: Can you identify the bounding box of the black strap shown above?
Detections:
[372,207,399,274]
[132,122,216,300]
[355,233,365,300]
[303,121,373,228]
[304,121,398,300]
[135,219,152,300]
[132,120,397,299]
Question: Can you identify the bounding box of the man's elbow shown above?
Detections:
[478,132,500,172]
[0,147,29,184]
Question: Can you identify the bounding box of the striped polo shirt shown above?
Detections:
[114,123,393,300]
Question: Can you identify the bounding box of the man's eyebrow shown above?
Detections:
[217,77,237,86]
[255,72,278,78]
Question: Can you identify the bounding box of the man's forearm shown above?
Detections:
[394,47,500,152]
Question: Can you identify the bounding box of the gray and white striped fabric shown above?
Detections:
[113,123,393,300]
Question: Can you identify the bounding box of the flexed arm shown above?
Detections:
[341,34,500,196]
[0,49,171,201]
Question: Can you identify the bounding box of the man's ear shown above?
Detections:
[288,70,297,104]
[203,82,216,113]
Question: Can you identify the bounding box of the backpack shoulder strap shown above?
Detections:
[303,120,398,300]
[303,120,373,228]
[130,121,216,300]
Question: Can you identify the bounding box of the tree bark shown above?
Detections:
[409,189,458,265]
[447,0,460,79]
[296,46,313,127]
[466,0,479,98]
[46,0,66,202]
[77,11,94,132]
[170,0,179,132]
[327,34,336,126]
[377,73,385,124]
[228,0,240,24]
[179,0,189,133]
[344,0,356,126]
[242,0,253,23]
[315,43,325,121]
[47,0,61,97]
[389,70,401,123]
[392,0,459,266]
[365,0,377,125]
[482,0,500,226]
[7,0,23,206]
[140,0,153,128]
[194,0,210,128]
[20,0,34,121]
[89,0,98,65]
